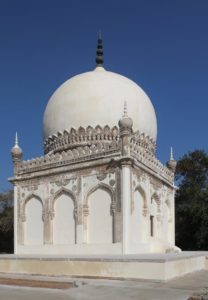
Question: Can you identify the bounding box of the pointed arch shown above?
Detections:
[52,187,76,245]
[134,185,147,212]
[23,193,43,214]
[149,192,161,238]
[24,193,44,245]
[131,185,148,243]
[86,182,115,205]
[52,187,76,210]
[151,192,161,211]
[86,183,114,244]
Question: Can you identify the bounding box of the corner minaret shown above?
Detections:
[167,146,177,173]
[11,132,23,174]
[118,101,133,156]
[96,31,104,67]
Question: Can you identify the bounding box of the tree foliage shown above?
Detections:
[175,150,208,250]
[0,190,14,253]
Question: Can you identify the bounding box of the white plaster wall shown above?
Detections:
[17,243,121,255]
[88,189,112,244]
[25,198,43,245]
[171,193,176,245]
[162,202,169,241]
[53,194,75,244]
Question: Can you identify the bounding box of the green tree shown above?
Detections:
[175,150,208,250]
[0,190,14,253]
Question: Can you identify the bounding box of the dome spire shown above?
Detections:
[96,31,104,67]
[170,146,174,161]
[15,132,19,147]
[167,146,177,173]
[11,132,23,163]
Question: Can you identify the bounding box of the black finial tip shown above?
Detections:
[96,31,104,67]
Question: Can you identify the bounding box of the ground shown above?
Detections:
[0,270,207,300]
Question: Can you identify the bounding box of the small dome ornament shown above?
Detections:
[11,132,23,162]
[118,101,133,132]
[96,31,104,67]
[167,146,177,173]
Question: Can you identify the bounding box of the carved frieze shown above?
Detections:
[55,178,71,187]
[26,185,38,192]
[44,125,120,154]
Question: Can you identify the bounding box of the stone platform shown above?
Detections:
[0,252,207,281]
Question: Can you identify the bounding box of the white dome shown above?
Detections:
[43,67,157,141]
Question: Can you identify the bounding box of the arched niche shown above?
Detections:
[24,195,44,245]
[150,193,160,238]
[52,188,76,245]
[87,184,113,244]
[151,193,160,211]
[132,186,147,243]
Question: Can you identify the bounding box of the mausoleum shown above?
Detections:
[10,35,178,255]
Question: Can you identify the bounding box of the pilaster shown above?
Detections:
[121,158,132,254]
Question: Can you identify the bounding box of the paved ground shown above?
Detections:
[0,270,207,300]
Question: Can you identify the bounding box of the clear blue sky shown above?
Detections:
[0,0,208,190]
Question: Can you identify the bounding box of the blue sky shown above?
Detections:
[0,0,208,190]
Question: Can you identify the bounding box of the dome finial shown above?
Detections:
[167,146,177,173]
[170,146,174,161]
[96,31,104,67]
[11,132,23,162]
[15,132,19,147]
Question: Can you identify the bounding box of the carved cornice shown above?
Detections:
[130,146,174,183]
[44,125,119,154]
[13,124,174,185]
[18,141,120,174]
[131,130,156,155]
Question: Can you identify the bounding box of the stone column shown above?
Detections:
[75,177,83,244]
[83,204,89,243]
[43,209,53,244]
[111,203,116,243]
[121,159,132,254]
[118,102,133,254]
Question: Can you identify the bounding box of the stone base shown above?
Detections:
[0,252,207,281]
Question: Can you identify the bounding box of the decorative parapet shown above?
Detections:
[130,142,174,183]
[44,125,119,154]
[131,131,156,155]
[14,125,173,184]
[17,139,120,174]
